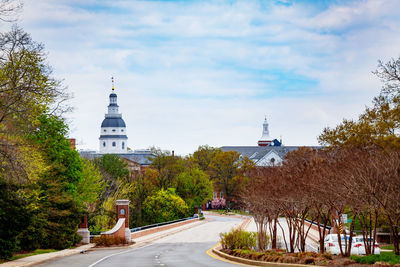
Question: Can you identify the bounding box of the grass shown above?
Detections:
[208,209,250,216]
[209,209,232,215]
[350,251,400,265]
[9,249,58,261]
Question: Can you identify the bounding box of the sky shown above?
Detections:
[6,0,400,155]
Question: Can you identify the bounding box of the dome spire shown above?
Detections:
[258,116,272,146]
[111,76,115,91]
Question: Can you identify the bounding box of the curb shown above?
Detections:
[0,244,95,267]
[211,249,319,267]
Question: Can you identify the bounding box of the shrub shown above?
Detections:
[143,189,188,224]
[219,229,257,250]
[93,235,127,246]
[322,252,333,260]
[199,213,205,220]
[304,257,315,265]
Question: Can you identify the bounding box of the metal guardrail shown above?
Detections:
[130,216,197,233]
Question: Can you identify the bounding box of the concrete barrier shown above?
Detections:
[101,218,126,239]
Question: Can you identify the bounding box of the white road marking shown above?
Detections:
[87,243,153,267]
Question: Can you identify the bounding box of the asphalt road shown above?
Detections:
[37,215,243,267]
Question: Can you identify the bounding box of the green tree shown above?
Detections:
[0,181,31,259]
[93,154,129,202]
[319,57,400,148]
[94,154,129,181]
[0,27,67,183]
[89,154,133,231]
[191,145,221,173]
[76,159,106,208]
[143,188,188,224]
[150,152,185,190]
[129,168,157,227]
[175,167,213,214]
[25,114,84,249]
[0,26,74,256]
[209,151,255,210]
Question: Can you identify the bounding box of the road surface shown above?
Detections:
[37,214,243,267]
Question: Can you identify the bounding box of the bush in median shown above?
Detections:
[219,229,256,250]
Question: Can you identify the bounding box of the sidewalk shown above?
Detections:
[0,244,94,267]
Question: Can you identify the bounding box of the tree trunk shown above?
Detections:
[271,217,278,249]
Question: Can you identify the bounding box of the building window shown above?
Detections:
[120,208,125,215]
[122,142,125,149]
[112,129,116,132]
[112,142,116,147]
[103,142,106,147]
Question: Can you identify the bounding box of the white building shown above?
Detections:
[221,118,320,167]
[79,80,157,166]
[99,85,128,154]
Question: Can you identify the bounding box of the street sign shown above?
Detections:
[341,214,348,223]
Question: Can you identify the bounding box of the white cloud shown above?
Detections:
[9,0,400,155]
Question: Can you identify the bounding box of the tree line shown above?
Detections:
[88,145,254,231]
[242,56,400,256]
[0,26,105,259]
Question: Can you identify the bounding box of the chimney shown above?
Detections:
[67,138,76,149]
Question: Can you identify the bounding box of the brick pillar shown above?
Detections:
[77,214,90,243]
[116,199,131,243]
[79,214,88,228]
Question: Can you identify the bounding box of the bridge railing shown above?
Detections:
[130,216,197,233]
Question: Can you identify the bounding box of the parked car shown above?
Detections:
[324,234,356,255]
[323,234,380,255]
[352,236,380,255]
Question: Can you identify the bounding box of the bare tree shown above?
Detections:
[242,167,281,250]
